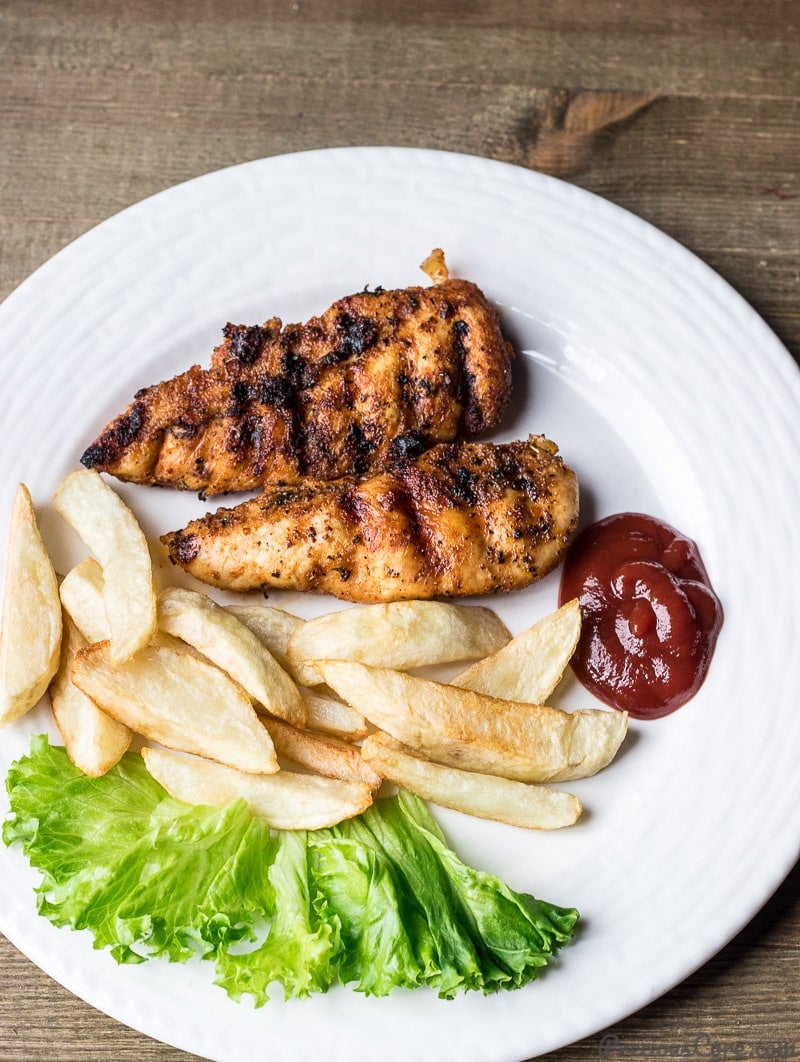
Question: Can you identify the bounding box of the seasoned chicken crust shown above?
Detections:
[163,436,579,603]
[81,278,514,495]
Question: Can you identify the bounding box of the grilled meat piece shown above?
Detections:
[162,436,579,603]
[81,279,514,495]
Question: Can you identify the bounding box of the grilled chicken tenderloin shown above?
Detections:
[162,436,579,603]
[81,279,514,495]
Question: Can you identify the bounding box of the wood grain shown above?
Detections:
[0,1,797,1058]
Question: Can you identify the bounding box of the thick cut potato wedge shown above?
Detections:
[0,484,62,725]
[263,717,383,791]
[362,732,582,829]
[300,690,369,740]
[451,598,581,704]
[61,557,181,650]
[142,746,373,829]
[225,603,304,675]
[158,587,305,726]
[59,557,109,643]
[287,600,511,686]
[49,615,131,776]
[72,640,278,774]
[54,469,156,663]
[318,660,628,783]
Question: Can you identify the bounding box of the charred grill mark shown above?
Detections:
[388,430,429,460]
[320,313,380,369]
[337,483,371,529]
[450,318,469,423]
[80,402,145,468]
[335,312,379,358]
[416,441,544,512]
[257,375,294,407]
[79,445,107,469]
[226,379,252,416]
[339,357,356,422]
[494,450,541,500]
[170,419,200,440]
[452,319,470,355]
[258,485,316,513]
[112,405,144,447]
[292,424,308,476]
[224,414,266,471]
[281,346,308,390]
[226,372,294,419]
[337,350,373,475]
[453,465,477,504]
[299,420,329,476]
[277,347,305,474]
[223,323,272,364]
[451,318,482,432]
[280,324,303,350]
[377,480,435,569]
[166,531,201,565]
[345,422,372,475]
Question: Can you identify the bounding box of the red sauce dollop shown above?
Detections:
[558,513,723,719]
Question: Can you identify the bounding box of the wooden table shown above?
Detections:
[1,2,797,1058]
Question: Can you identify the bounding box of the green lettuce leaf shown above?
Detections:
[214,830,341,1002]
[4,735,579,1004]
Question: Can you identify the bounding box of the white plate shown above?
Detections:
[0,148,798,1061]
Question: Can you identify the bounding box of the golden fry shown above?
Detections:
[54,469,156,663]
[72,640,278,774]
[362,732,582,829]
[263,716,382,791]
[0,484,61,725]
[159,587,305,725]
[288,600,510,686]
[142,746,373,830]
[49,615,131,776]
[451,598,581,704]
[318,660,627,783]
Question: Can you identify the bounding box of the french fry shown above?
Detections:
[451,598,581,704]
[262,717,383,791]
[72,640,278,774]
[225,603,304,674]
[158,588,305,726]
[225,605,368,736]
[287,600,511,686]
[142,746,373,830]
[301,690,369,740]
[59,556,109,643]
[54,469,156,663]
[317,660,628,783]
[362,732,582,829]
[49,614,131,776]
[61,557,180,650]
[0,484,62,725]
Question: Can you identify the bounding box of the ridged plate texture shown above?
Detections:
[0,148,798,1061]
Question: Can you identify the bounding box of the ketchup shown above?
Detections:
[558,513,723,719]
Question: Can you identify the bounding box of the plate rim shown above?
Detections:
[1,145,799,1061]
